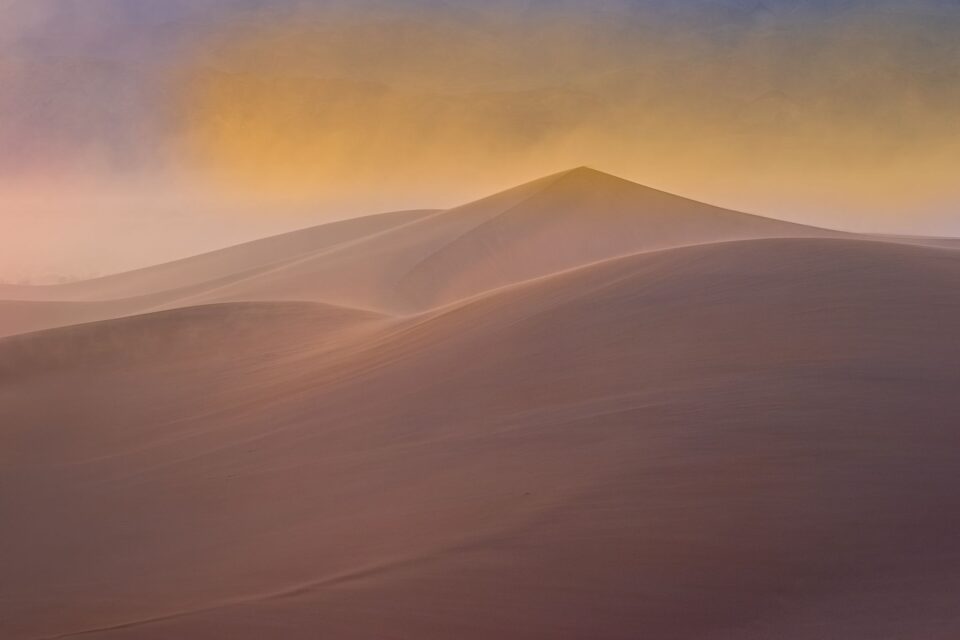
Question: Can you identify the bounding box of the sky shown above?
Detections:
[2,0,959,282]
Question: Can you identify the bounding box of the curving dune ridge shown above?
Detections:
[0,209,435,337]
[2,170,960,639]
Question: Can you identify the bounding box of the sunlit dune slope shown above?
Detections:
[3,238,960,639]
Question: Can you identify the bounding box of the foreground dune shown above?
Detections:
[3,236,960,639]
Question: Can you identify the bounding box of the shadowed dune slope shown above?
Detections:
[3,238,960,639]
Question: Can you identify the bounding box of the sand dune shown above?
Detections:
[4,235,960,639]
[9,209,437,303]
[0,301,382,381]
[1,169,846,337]
[166,168,843,312]
[0,210,432,337]
[0,300,105,340]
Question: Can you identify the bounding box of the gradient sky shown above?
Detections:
[2,0,959,281]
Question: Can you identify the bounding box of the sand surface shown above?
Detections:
[2,169,841,337]
[3,170,960,639]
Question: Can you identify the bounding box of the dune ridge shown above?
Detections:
[151,167,845,313]
[7,209,438,303]
[3,168,844,337]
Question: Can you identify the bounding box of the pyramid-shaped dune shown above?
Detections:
[155,167,841,313]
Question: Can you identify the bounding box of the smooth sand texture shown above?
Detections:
[7,209,438,303]
[3,171,960,639]
[0,209,434,336]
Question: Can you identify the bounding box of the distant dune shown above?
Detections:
[137,168,843,313]
[0,208,436,305]
[1,168,843,337]
[3,170,960,639]
[0,209,432,337]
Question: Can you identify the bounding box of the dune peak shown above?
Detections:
[553,165,637,188]
[528,166,690,205]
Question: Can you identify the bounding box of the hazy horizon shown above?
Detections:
[3,0,960,282]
